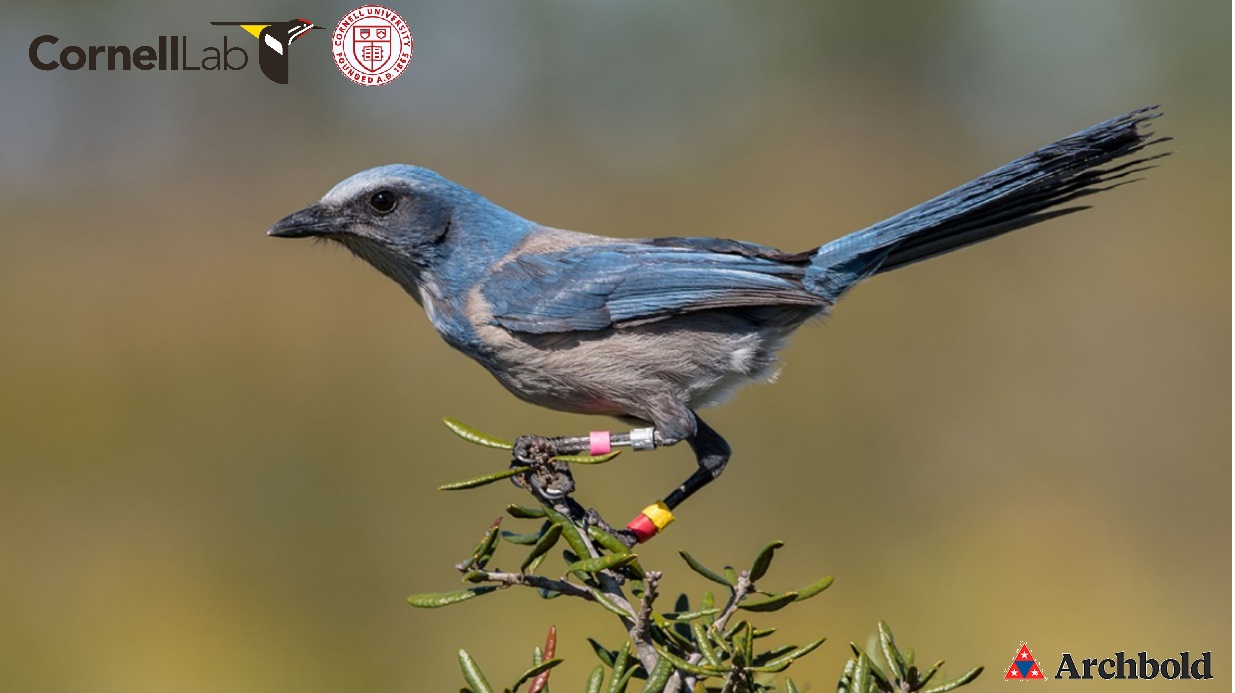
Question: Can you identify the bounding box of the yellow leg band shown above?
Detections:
[641,501,675,531]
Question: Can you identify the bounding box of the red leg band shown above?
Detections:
[626,514,658,543]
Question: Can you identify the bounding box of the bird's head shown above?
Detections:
[269,164,482,291]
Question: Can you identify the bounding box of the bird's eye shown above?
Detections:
[369,190,397,213]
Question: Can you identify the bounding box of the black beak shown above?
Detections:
[267,205,350,239]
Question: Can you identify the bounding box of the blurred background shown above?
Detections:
[1,1,1229,690]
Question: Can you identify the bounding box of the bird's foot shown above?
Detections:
[510,434,576,501]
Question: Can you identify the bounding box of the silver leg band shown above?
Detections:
[629,427,657,451]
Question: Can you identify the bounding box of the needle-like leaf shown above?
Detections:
[442,418,514,449]
[439,467,522,491]
[407,586,500,608]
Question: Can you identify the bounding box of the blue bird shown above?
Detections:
[270,107,1165,543]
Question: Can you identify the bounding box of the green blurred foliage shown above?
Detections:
[0,1,1228,691]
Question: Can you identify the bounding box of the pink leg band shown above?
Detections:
[589,430,612,456]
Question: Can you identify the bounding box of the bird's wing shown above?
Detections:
[482,239,826,334]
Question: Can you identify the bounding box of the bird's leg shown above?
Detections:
[622,412,731,544]
[513,428,661,460]
[663,414,730,510]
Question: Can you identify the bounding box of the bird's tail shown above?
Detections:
[806,106,1169,302]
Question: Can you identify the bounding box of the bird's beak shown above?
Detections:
[267,205,350,239]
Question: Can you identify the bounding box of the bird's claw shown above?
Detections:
[510,435,575,500]
[513,434,558,465]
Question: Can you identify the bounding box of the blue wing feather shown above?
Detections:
[483,241,827,334]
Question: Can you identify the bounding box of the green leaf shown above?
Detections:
[785,678,800,693]
[723,566,739,585]
[650,613,695,651]
[552,450,622,464]
[679,550,735,586]
[916,660,945,689]
[751,644,798,664]
[439,467,522,491]
[465,517,502,570]
[607,643,631,693]
[837,658,857,693]
[589,589,634,618]
[506,504,547,519]
[585,665,605,693]
[738,592,798,612]
[723,619,749,640]
[749,540,783,582]
[793,575,834,601]
[523,552,548,576]
[740,622,755,669]
[611,666,639,693]
[587,526,632,555]
[922,666,982,693]
[640,656,674,692]
[501,527,545,545]
[561,549,586,583]
[543,506,592,558]
[457,649,495,693]
[649,642,727,677]
[852,653,871,693]
[878,621,908,681]
[862,651,893,691]
[567,552,639,574]
[659,607,720,621]
[511,659,563,692]
[750,637,824,672]
[407,586,499,608]
[443,418,513,449]
[521,523,563,573]
[752,627,777,639]
[586,638,616,668]
[691,621,723,668]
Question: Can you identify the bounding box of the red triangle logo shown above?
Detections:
[1004,642,1044,681]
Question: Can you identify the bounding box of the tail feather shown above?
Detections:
[808,106,1168,301]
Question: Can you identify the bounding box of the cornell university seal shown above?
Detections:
[334,5,412,86]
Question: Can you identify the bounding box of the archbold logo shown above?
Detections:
[1004,643,1046,681]
[333,5,412,86]
[211,19,317,84]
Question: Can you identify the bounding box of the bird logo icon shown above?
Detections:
[211,19,316,84]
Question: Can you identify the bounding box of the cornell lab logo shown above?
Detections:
[211,19,317,84]
[27,18,318,85]
[333,4,413,86]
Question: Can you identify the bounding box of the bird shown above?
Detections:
[269,107,1166,543]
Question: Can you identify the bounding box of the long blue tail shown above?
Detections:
[807,107,1168,302]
